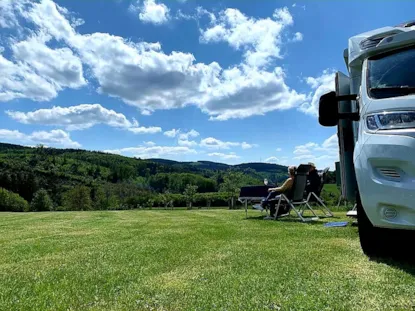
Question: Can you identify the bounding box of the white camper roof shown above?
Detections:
[347,22,415,67]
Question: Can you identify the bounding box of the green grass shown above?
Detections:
[1,209,415,311]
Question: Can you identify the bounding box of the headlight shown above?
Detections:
[366,111,415,130]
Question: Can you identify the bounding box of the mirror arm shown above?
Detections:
[338,112,360,121]
[337,94,359,121]
[336,94,357,101]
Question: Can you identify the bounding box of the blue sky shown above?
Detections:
[0,0,414,169]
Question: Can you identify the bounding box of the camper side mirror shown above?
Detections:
[319,91,339,127]
[318,91,359,127]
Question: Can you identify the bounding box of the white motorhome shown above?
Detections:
[318,20,415,257]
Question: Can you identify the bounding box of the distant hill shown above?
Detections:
[0,142,290,206]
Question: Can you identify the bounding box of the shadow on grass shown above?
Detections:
[371,254,415,276]
[244,214,325,225]
[367,229,415,275]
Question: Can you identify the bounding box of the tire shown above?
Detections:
[357,192,415,260]
[356,193,389,257]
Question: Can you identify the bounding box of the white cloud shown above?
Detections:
[292,134,339,169]
[144,141,156,146]
[200,137,257,150]
[0,0,85,102]
[0,0,313,122]
[178,129,199,140]
[265,156,279,163]
[164,129,180,138]
[163,129,199,146]
[196,7,216,23]
[104,145,197,158]
[200,137,240,149]
[202,65,307,121]
[241,142,257,149]
[11,35,86,89]
[0,53,58,102]
[208,152,240,160]
[276,147,282,152]
[141,109,152,116]
[128,1,140,14]
[0,128,80,148]
[299,69,336,117]
[293,142,319,155]
[178,139,197,147]
[6,104,161,134]
[128,126,162,134]
[0,0,27,29]
[134,0,170,25]
[200,7,294,68]
[292,32,303,42]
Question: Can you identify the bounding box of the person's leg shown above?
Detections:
[269,195,282,216]
[261,191,278,208]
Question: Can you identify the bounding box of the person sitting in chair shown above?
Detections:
[305,162,321,195]
[253,165,296,217]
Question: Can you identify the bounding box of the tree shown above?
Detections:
[30,189,53,212]
[219,170,245,209]
[183,184,198,209]
[63,185,92,211]
[92,186,107,210]
[159,189,173,209]
[0,188,29,212]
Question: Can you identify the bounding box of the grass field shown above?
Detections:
[1,209,415,311]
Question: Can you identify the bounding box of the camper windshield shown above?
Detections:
[367,46,415,99]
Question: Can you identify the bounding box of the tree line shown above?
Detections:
[0,144,262,212]
[0,143,337,212]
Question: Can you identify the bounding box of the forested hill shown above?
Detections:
[0,142,290,210]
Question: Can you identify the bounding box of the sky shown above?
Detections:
[0,0,414,170]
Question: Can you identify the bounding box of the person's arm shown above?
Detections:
[269,178,293,193]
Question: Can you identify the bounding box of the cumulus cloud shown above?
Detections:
[200,7,295,68]
[164,129,180,138]
[130,0,170,25]
[292,134,339,169]
[6,104,161,133]
[163,129,199,146]
[293,142,319,155]
[292,32,303,42]
[128,126,162,134]
[265,156,279,163]
[0,0,28,29]
[11,35,86,89]
[200,137,257,150]
[0,128,80,148]
[200,137,240,149]
[144,141,156,146]
[0,0,312,122]
[178,139,197,147]
[241,142,258,149]
[178,129,199,140]
[0,0,85,102]
[299,69,336,117]
[104,145,197,159]
[208,152,240,160]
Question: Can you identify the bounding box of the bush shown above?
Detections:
[30,189,53,211]
[0,188,29,212]
[63,185,92,211]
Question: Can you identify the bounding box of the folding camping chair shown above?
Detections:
[300,167,333,217]
[273,169,319,222]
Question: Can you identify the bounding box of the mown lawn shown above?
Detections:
[1,209,415,311]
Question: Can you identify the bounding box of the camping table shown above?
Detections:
[238,185,275,218]
[238,196,266,218]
